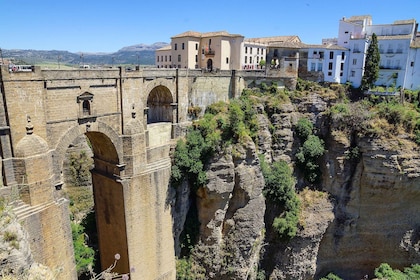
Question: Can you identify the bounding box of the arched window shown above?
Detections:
[83,100,91,115]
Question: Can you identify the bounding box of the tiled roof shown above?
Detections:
[246,35,301,44]
[171,30,243,39]
[156,45,172,51]
[171,31,202,38]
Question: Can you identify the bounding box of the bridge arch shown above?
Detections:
[53,122,129,275]
[147,85,174,124]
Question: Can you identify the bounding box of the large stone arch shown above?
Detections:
[52,121,129,274]
[53,121,123,185]
[146,85,174,124]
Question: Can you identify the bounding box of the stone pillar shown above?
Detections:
[14,118,76,279]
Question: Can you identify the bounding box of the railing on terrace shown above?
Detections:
[204,49,215,56]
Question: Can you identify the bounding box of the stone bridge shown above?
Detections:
[0,65,294,279]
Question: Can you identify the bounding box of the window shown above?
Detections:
[257,48,259,55]
[411,61,415,67]
[340,72,343,76]
[165,56,167,62]
[250,56,252,64]
[182,43,185,50]
[328,62,333,70]
[250,47,252,54]
[350,70,355,77]
[195,43,198,50]
[329,51,334,59]
[245,56,247,63]
[311,62,316,71]
[157,56,159,62]
[353,43,359,52]
[174,43,177,50]
[317,63,322,71]
[319,51,324,59]
[341,52,345,60]
[352,58,357,65]
[82,100,90,116]
[169,56,171,62]
[209,39,212,45]
[261,49,264,56]
[178,54,181,62]
[202,49,204,54]
[328,71,332,76]
[340,63,344,71]
[257,57,259,63]
[161,56,163,62]
[245,47,248,54]
[226,57,229,64]
[195,55,198,62]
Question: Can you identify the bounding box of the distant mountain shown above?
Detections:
[1,42,169,66]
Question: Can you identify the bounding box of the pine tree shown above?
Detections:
[361,33,380,91]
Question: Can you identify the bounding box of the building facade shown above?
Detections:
[156,16,420,90]
[337,15,420,90]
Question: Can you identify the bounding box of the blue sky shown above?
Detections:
[1,0,419,53]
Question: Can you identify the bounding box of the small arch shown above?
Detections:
[147,86,173,124]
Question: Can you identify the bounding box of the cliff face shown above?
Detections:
[194,140,266,279]
[175,90,420,279]
[318,135,420,279]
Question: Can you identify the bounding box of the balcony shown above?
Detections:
[204,48,215,56]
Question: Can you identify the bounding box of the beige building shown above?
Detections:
[156,32,307,72]
[155,45,172,68]
[156,31,244,71]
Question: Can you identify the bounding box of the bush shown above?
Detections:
[374,263,420,280]
[295,117,313,141]
[320,272,343,280]
[260,157,300,239]
[71,222,95,276]
[296,135,325,183]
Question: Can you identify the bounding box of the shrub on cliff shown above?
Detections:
[296,134,325,183]
[374,263,420,280]
[260,157,300,239]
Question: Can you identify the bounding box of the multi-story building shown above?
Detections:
[156,17,420,90]
[156,31,244,71]
[337,15,420,90]
[303,44,349,83]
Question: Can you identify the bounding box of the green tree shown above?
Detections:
[71,222,95,276]
[361,33,380,91]
[295,117,313,141]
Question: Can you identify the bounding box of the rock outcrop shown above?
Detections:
[194,139,266,279]
[317,136,420,279]
[0,202,55,279]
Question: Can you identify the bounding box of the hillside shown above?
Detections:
[1,42,169,66]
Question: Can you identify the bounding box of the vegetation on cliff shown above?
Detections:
[173,78,420,279]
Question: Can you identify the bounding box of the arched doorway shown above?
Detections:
[207,59,213,72]
[63,131,129,277]
[147,86,173,124]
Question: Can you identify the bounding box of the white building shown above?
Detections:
[337,15,420,90]
[304,44,349,83]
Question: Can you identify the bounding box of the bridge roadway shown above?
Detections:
[0,65,292,279]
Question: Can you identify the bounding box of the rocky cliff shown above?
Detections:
[173,85,420,280]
